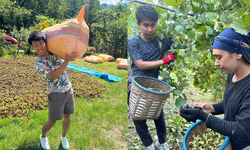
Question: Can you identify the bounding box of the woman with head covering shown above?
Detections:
[180,27,250,150]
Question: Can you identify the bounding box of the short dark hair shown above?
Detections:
[135,5,158,24]
[28,31,46,45]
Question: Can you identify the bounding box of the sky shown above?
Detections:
[99,0,127,4]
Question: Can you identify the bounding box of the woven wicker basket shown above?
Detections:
[183,120,232,150]
[129,76,172,120]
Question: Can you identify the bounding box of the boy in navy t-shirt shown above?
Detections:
[128,5,176,150]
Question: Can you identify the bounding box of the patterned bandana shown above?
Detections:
[211,27,250,63]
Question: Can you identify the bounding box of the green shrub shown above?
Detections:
[0,0,34,33]
[34,15,61,31]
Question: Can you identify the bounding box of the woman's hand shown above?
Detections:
[179,105,208,123]
[193,103,215,114]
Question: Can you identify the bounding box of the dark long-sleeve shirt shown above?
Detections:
[206,73,250,150]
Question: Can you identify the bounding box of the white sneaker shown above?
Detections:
[146,143,155,150]
[61,136,69,149]
[155,141,170,150]
[40,134,50,150]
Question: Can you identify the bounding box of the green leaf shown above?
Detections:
[206,20,212,25]
[207,51,211,58]
[175,98,185,107]
[183,93,187,100]
[193,51,200,62]
[193,24,201,29]
[158,40,163,51]
[170,72,177,81]
[215,69,221,74]
[220,12,228,23]
[160,71,168,79]
[174,8,181,15]
[179,18,186,26]
[162,29,168,37]
[206,26,213,35]
[187,30,195,39]
[228,12,239,22]
[185,24,192,29]
[208,3,214,11]
[199,26,207,33]
[174,90,182,95]
[159,33,164,39]
[223,0,232,8]
[161,13,167,21]
[243,15,250,25]
[193,6,200,13]
[196,0,204,5]
[207,12,217,21]
[199,13,207,24]
[132,8,136,18]
[128,16,137,28]
[230,22,250,35]
[175,25,184,34]
[200,7,206,13]
[194,78,199,88]
[236,8,246,17]
[179,5,186,14]
[154,7,164,14]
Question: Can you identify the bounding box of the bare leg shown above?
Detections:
[41,119,57,138]
[62,114,70,137]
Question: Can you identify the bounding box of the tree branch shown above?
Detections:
[131,0,194,16]
[132,0,175,12]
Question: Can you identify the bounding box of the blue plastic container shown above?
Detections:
[183,120,230,150]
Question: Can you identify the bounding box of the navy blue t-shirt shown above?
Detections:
[128,34,173,82]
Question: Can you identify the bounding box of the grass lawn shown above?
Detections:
[0,56,127,150]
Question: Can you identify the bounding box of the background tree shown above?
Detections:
[0,0,33,32]
[11,0,66,19]
[1,0,126,58]
[90,2,127,57]
[11,0,101,20]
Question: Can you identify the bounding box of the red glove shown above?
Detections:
[162,52,177,64]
